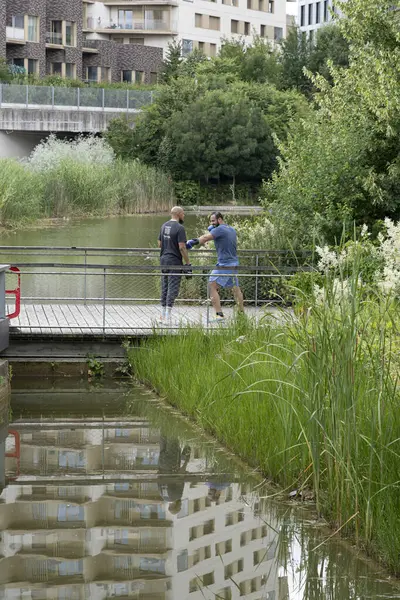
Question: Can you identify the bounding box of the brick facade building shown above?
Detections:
[1,0,162,84]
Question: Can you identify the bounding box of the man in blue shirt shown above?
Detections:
[187,212,244,321]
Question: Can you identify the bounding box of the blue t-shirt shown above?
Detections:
[211,225,239,266]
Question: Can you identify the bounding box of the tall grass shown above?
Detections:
[0,158,174,225]
[130,278,400,573]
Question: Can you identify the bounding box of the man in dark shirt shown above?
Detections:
[158,206,191,323]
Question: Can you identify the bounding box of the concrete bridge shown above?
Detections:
[0,83,151,156]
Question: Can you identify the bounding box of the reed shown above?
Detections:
[0,158,174,225]
[130,276,400,572]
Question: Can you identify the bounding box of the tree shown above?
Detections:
[159,89,276,183]
[159,41,183,83]
[263,0,400,244]
[279,28,313,94]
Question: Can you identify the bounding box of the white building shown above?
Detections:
[83,0,288,57]
[298,0,345,38]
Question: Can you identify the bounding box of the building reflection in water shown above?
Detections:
[0,417,281,600]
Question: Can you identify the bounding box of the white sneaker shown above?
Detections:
[210,314,226,324]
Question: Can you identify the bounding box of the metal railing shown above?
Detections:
[85,18,177,32]
[2,246,313,334]
[0,84,154,112]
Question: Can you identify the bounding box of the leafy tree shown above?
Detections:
[264,0,400,244]
[104,117,136,160]
[279,28,312,94]
[159,89,276,183]
[159,41,183,83]
[308,24,349,82]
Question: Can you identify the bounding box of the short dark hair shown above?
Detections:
[211,211,223,221]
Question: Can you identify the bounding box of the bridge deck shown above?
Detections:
[8,303,265,337]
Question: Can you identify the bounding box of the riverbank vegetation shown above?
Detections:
[130,224,400,573]
[0,136,173,225]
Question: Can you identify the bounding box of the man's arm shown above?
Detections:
[158,240,161,248]
[198,232,214,245]
[179,242,190,264]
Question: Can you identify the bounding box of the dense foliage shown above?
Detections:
[264,0,400,244]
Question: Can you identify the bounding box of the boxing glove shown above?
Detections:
[186,238,199,250]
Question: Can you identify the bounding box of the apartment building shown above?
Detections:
[1,0,163,83]
[298,0,345,38]
[82,0,287,58]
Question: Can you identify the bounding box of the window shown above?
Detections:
[316,2,321,22]
[112,37,124,43]
[209,43,217,57]
[274,26,283,41]
[177,549,188,572]
[308,3,313,25]
[51,62,62,75]
[268,0,274,12]
[7,15,24,29]
[122,70,132,83]
[182,38,193,56]
[129,37,144,44]
[195,13,202,27]
[50,20,62,45]
[10,57,25,69]
[100,66,110,82]
[209,16,220,30]
[28,59,38,75]
[260,24,266,37]
[65,63,75,79]
[57,504,84,522]
[135,70,144,84]
[244,21,250,35]
[300,5,305,26]
[65,21,76,46]
[118,9,133,29]
[27,16,39,42]
[150,72,158,84]
[247,0,252,8]
[231,19,239,33]
[259,0,264,11]
[309,29,314,42]
[87,66,98,82]
[324,0,329,21]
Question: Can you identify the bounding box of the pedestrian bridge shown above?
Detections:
[0,246,312,365]
[0,84,152,134]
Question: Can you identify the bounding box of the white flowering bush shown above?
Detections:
[376,219,400,295]
[27,134,115,172]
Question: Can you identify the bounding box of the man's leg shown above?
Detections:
[209,281,223,315]
[233,285,244,312]
[166,271,182,315]
[160,269,168,321]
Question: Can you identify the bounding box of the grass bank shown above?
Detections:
[0,158,174,226]
[129,294,400,573]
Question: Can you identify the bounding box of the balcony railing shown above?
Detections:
[46,31,63,45]
[6,26,25,41]
[85,18,176,32]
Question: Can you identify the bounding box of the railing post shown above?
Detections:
[102,268,106,334]
[102,88,105,110]
[255,254,259,308]
[51,86,54,109]
[77,87,80,110]
[25,84,29,108]
[206,279,210,328]
[126,89,129,111]
[84,250,87,306]
[0,84,2,107]
[150,90,153,104]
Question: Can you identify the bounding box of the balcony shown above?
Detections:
[6,26,25,44]
[46,31,63,47]
[84,18,177,33]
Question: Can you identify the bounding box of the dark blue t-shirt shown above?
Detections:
[211,225,239,266]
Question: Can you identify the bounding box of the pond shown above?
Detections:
[1,378,399,599]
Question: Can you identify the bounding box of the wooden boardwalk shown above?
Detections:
[8,303,266,337]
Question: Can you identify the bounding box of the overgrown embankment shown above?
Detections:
[130,282,400,573]
[0,136,174,227]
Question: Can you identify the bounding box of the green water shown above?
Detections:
[0,214,208,303]
[1,378,399,599]
[0,214,203,249]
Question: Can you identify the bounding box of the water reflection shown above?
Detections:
[0,384,398,600]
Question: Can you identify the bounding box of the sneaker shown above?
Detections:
[210,314,226,324]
